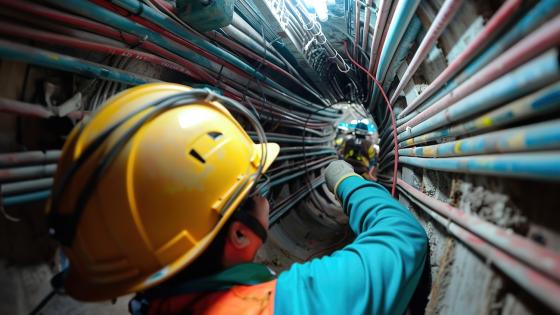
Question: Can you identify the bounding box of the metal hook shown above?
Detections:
[304,38,316,52]
[316,34,327,45]
[0,205,21,222]
[336,62,351,73]
[328,50,340,60]
[303,19,315,30]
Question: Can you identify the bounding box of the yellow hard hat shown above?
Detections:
[47,83,279,301]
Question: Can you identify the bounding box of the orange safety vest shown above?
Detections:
[146,280,277,315]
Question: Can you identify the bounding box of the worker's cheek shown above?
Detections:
[244,232,265,261]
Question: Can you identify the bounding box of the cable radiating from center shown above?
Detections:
[344,40,398,196]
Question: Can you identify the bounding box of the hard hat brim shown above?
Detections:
[256,142,280,173]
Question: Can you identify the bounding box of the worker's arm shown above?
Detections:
[274,164,427,315]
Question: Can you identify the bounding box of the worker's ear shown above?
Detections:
[227,221,251,249]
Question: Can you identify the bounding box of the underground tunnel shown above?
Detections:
[0,0,559,314]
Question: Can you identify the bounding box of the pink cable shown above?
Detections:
[398,0,523,118]
[0,0,216,83]
[150,0,175,13]
[0,21,194,77]
[89,0,251,80]
[344,41,397,196]
[398,13,560,132]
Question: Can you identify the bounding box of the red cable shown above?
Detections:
[343,41,398,196]
[149,0,175,13]
[0,0,216,83]
[92,0,315,98]
[3,0,324,128]
[211,31,305,86]
[0,21,194,77]
[146,0,304,88]
[89,0,251,80]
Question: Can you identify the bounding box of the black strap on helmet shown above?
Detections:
[232,210,268,243]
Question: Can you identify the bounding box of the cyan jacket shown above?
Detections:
[275,176,427,315]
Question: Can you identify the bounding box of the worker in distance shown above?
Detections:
[47,83,427,314]
[339,119,379,180]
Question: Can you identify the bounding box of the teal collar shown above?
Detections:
[147,263,275,298]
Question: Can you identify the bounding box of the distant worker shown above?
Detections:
[349,119,358,133]
[362,118,379,144]
[48,83,427,315]
[341,120,378,178]
[334,121,353,152]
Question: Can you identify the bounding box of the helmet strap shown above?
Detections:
[231,211,268,243]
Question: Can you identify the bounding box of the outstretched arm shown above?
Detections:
[275,162,427,315]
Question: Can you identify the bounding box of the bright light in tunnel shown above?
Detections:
[302,0,329,22]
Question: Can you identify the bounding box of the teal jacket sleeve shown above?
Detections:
[274,176,427,315]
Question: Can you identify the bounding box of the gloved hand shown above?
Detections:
[325,160,359,194]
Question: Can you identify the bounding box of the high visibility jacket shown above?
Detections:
[341,137,376,174]
[137,176,427,315]
[144,280,276,315]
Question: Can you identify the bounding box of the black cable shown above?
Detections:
[300,99,339,203]
[50,93,198,244]
[240,23,273,122]
[28,290,55,315]
[50,92,189,209]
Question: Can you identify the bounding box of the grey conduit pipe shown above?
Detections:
[0,164,57,183]
[389,0,463,104]
[0,97,53,118]
[1,178,53,196]
[0,151,61,167]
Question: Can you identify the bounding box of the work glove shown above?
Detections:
[325,160,359,195]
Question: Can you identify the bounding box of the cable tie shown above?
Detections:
[304,38,316,52]
[303,20,315,31]
[216,65,225,84]
[445,216,452,232]
[336,62,350,73]
[204,91,216,103]
[0,204,21,222]
[135,2,145,16]
[312,25,322,37]
[328,50,339,60]
[131,34,148,50]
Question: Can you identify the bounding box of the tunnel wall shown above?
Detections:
[370,0,560,313]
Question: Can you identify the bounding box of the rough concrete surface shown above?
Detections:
[434,242,497,315]
[458,181,526,229]
[402,164,552,314]
[0,263,129,315]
